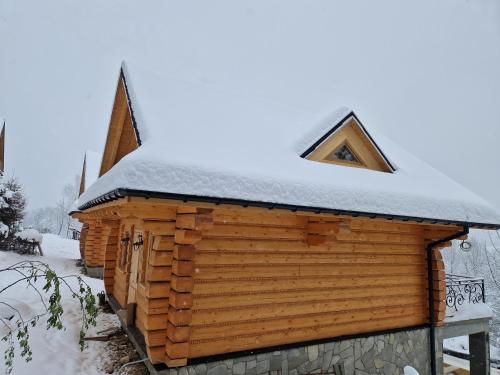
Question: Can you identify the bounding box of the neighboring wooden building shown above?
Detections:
[73,64,500,375]
[79,150,102,197]
[0,120,5,174]
[73,150,103,275]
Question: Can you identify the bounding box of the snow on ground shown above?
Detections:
[443,300,500,365]
[403,366,420,375]
[0,234,120,375]
[444,354,500,375]
[444,335,500,363]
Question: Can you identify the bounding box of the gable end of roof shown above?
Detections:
[120,65,142,147]
[300,112,395,172]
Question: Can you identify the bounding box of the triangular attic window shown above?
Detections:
[326,143,360,164]
[302,114,394,173]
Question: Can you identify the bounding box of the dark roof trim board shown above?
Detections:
[299,111,396,172]
[120,68,142,146]
[76,188,500,230]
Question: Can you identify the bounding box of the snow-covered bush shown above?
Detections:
[0,176,26,234]
[0,222,8,237]
[11,228,43,255]
[15,228,43,244]
[0,175,27,251]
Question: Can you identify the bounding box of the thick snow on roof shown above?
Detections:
[78,63,500,226]
[84,150,102,191]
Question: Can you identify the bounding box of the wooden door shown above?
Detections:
[113,225,131,308]
[127,230,143,304]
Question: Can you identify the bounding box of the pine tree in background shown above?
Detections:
[3,177,26,231]
[0,175,27,247]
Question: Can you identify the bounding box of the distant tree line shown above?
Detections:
[443,231,500,291]
[23,175,81,237]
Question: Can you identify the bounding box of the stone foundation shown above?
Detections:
[161,328,430,375]
[84,265,103,279]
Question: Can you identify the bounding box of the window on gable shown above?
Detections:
[326,143,361,164]
[302,114,394,173]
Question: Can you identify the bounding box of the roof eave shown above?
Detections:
[77,188,500,230]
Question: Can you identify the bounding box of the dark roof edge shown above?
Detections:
[77,188,500,230]
[119,66,142,146]
[299,111,396,172]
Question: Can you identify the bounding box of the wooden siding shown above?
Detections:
[0,123,4,173]
[78,155,87,197]
[187,210,442,358]
[84,223,107,267]
[135,219,176,365]
[79,200,461,367]
[103,221,119,294]
[99,77,139,177]
[79,224,88,259]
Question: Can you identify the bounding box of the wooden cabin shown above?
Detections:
[74,150,103,273]
[0,120,5,174]
[73,64,500,375]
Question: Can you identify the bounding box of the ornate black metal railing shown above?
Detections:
[445,274,485,312]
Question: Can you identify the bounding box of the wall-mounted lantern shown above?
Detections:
[460,240,472,252]
[120,235,130,251]
[133,234,144,251]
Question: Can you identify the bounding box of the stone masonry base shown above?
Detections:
[84,265,103,279]
[161,328,430,375]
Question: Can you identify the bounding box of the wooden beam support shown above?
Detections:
[175,213,213,231]
[101,220,120,295]
[171,275,194,293]
[173,245,196,260]
[165,209,213,366]
[174,230,202,244]
[305,217,352,246]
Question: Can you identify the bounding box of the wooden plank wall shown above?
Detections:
[96,202,460,366]
[79,224,88,259]
[82,223,95,265]
[84,222,106,267]
[186,208,457,358]
[165,208,214,367]
[99,77,138,177]
[134,213,177,364]
[103,221,120,294]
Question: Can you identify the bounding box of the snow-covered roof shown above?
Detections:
[78,63,500,227]
[83,150,102,191]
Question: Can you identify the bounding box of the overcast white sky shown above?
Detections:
[1,0,500,211]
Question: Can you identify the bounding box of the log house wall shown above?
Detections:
[85,201,460,367]
[79,224,88,259]
[135,212,177,364]
[186,209,457,359]
[83,222,107,267]
[102,220,120,294]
